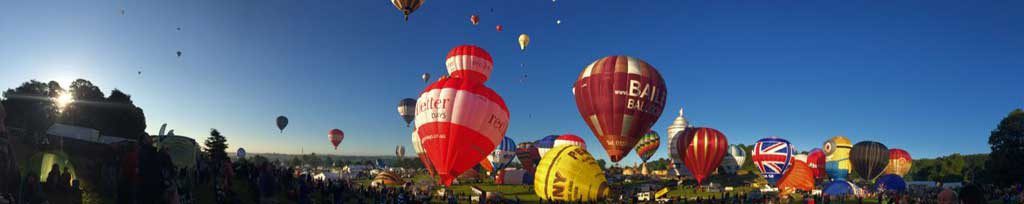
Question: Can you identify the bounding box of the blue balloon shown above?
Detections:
[535,135,559,156]
[823,180,860,197]
[873,174,907,193]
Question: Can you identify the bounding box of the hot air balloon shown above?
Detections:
[873,174,907,193]
[412,131,437,176]
[275,116,288,133]
[850,141,889,181]
[487,137,517,175]
[536,135,559,157]
[469,14,479,26]
[329,129,344,150]
[720,145,746,175]
[396,145,406,158]
[391,0,424,21]
[823,180,861,197]
[666,108,691,177]
[554,134,585,149]
[677,127,728,185]
[534,145,609,201]
[176,51,182,58]
[421,73,431,83]
[573,56,667,162]
[752,137,794,185]
[807,148,826,179]
[518,34,530,51]
[777,160,814,195]
[824,136,853,180]
[884,148,912,177]
[634,131,660,163]
[237,148,247,159]
[516,142,540,174]
[445,45,494,84]
[416,76,509,186]
[495,25,503,32]
[398,98,416,127]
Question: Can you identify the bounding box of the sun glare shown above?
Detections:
[54,92,73,110]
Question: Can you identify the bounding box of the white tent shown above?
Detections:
[314,172,341,181]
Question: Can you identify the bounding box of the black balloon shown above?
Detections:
[850,141,889,181]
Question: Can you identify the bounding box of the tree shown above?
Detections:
[2,80,60,135]
[205,129,229,164]
[986,108,1024,186]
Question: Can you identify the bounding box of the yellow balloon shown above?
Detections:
[534,145,609,201]
[824,136,853,179]
[518,34,530,51]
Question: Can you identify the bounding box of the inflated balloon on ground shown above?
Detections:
[678,127,728,185]
[534,145,609,201]
[415,76,509,186]
[824,136,853,180]
[752,136,794,185]
[850,141,889,181]
[884,148,912,177]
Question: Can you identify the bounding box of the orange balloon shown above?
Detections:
[778,160,815,194]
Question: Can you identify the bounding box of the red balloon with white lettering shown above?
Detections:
[416,77,509,186]
[445,45,494,84]
[573,56,667,162]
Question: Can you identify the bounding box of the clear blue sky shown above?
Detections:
[1,0,1021,164]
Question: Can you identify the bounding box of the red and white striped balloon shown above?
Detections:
[445,45,494,84]
[415,77,509,186]
[554,134,586,149]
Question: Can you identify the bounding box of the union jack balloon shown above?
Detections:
[752,136,794,185]
[445,45,494,84]
[554,134,586,149]
[573,56,667,162]
[415,76,509,186]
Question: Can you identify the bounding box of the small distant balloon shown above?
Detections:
[518,34,530,51]
[470,14,480,26]
[329,129,344,150]
[121,8,126,16]
[176,51,182,58]
[421,73,430,83]
[495,25,503,32]
[556,19,562,25]
[391,0,425,21]
[276,116,289,133]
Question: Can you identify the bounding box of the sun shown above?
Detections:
[54,92,74,110]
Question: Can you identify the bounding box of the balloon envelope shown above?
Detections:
[398,98,416,126]
[445,45,494,84]
[470,14,479,25]
[720,145,746,175]
[276,116,288,132]
[415,77,509,186]
[534,145,609,201]
[824,136,853,180]
[412,131,437,176]
[752,137,794,185]
[850,141,889,181]
[516,142,540,174]
[396,145,406,158]
[873,174,907,193]
[777,160,815,194]
[554,134,586,149]
[328,129,344,149]
[823,180,861,197]
[536,135,559,157]
[634,131,660,163]
[807,148,826,179]
[391,0,424,21]
[666,109,690,176]
[884,148,912,177]
[518,34,530,51]
[678,127,728,185]
[573,56,667,162]
[487,137,517,174]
